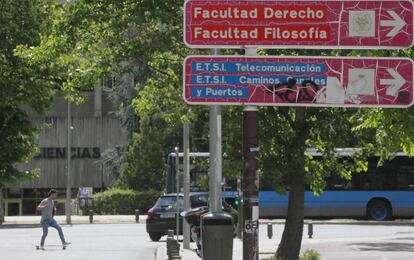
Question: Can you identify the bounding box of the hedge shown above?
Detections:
[93,188,161,215]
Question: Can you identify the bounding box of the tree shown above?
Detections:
[17,0,199,191]
[116,115,165,191]
[0,0,56,222]
[259,104,369,259]
[0,106,41,222]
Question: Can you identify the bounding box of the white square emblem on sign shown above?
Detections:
[347,69,376,96]
[349,11,375,37]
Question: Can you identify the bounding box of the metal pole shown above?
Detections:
[66,100,72,225]
[243,48,259,260]
[183,123,191,249]
[174,147,180,241]
[308,221,314,238]
[209,49,222,213]
[0,186,4,224]
[267,223,273,239]
[237,178,243,239]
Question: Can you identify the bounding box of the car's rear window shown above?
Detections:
[155,196,183,208]
[190,194,208,208]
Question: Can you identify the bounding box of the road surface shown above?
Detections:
[0,223,161,260]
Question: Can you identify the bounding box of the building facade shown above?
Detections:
[2,87,128,216]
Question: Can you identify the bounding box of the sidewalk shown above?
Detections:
[0,215,148,226]
[155,239,244,260]
[158,223,414,260]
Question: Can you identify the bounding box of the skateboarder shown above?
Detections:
[37,189,70,250]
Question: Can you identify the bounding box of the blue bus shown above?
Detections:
[260,153,414,221]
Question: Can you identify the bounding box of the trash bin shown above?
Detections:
[201,212,234,260]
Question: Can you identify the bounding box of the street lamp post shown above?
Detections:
[66,100,72,225]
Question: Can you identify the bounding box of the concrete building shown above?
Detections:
[2,87,128,216]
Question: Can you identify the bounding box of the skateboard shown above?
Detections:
[34,244,69,250]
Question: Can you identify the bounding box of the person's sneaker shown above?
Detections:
[62,242,71,246]
[39,246,45,250]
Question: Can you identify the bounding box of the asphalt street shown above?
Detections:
[2,222,414,260]
[0,223,162,260]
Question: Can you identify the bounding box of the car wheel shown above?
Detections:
[149,232,162,242]
[367,200,391,221]
[190,225,199,243]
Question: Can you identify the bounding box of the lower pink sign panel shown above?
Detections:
[184,56,414,108]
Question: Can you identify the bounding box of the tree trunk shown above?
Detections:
[0,186,4,224]
[276,108,308,260]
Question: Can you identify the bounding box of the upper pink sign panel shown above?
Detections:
[184,0,414,49]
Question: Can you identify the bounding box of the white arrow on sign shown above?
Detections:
[380,11,406,37]
[380,69,406,97]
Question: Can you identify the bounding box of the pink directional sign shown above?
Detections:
[184,0,414,49]
[184,56,414,108]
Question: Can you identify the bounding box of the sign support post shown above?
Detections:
[183,122,191,249]
[209,49,223,213]
[174,147,180,241]
[243,48,260,260]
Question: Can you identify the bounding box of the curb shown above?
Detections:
[260,219,414,226]
[154,245,167,260]
[0,222,146,229]
[0,215,148,227]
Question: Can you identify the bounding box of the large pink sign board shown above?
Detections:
[184,0,414,49]
[184,56,414,108]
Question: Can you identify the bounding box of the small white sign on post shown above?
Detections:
[78,187,93,198]
[244,220,259,234]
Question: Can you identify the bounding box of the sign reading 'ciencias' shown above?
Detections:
[34,147,101,159]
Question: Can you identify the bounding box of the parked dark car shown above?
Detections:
[146,192,238,241]
[146,192,209,241]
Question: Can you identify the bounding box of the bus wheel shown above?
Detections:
[367,200,391,221]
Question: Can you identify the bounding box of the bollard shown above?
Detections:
[166,230,181,260]
[135,209,140,223]
[167,230,174,238]
[267,223,273,239]
[89,210,93,223]
[308,222,313,239]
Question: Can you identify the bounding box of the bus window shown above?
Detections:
[396,157,414,190]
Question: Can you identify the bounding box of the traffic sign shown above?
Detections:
[183,56,414,108]
[184,0,414,49]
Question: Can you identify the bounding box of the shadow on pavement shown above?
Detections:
[0,224,40,229]
[350,242,414,252]
[394,237,414,241]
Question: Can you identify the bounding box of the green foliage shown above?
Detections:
[0,0,55,113]
[299,250,321,260]
[93,188,161,215]
[0,0,52,187]
[264,248,322,260]
[16,0,207,190]
[0,106,40,186]
[116,116,165,191]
